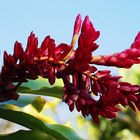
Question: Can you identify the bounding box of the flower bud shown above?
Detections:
[73,14,82,35]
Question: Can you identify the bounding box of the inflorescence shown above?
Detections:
[1,14,140,124]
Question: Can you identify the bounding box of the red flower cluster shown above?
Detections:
[1,14,140,123]
[91,32,140,68]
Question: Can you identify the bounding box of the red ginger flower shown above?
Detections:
[92,71,139,108]
[1,32,71,83]
[1,14,140,124]
[61,15,99,75]
[0,32,70,102]
[60,15,140,124]
[62,71,120,124]
[60,15,121,124]
[91,32,140,68]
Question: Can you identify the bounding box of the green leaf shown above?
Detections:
[17,86,63,99]
[0,107,83,140]
[0,130,56,140]
[17,77,63,99]
[1,100,56,124]
[47,124,84,140]
[20,77,63,90]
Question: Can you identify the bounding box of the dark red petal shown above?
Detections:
[55,43,71,60]
[82,16,95,33]
[69,103,74,112]
[99,109,117,118]
[25,32,38,56]
[78,97,86,106]
[48,67,55,85]
[14,41,23,60]
[39,36,50,56]
[96,70,110,78]
[127,94,137,102]
[3,51,8,66]
[75,101,80,112]
[120,86,131,92]
[91,80,100,95]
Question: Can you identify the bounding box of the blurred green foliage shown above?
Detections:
[1,67,140,140]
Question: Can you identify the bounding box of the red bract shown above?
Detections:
[1,14,140,124]
[25,32,38,57]
[91,32,140,68]
[62,15,99,75]
[0,82,19,102]
[73,14,82,35]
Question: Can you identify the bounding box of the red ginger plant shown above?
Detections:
[1,14,140,124]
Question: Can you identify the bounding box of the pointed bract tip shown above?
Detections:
[29,31,36,38]
[84,16,90,26]
[77,14,81,19]
[14,41,22,47]
[73,14,82,35]
[15,41,18,44]
[30,31,34,34]
[85,15,90,21]
[81,15,93,33]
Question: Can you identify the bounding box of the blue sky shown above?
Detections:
[0,0,140,63]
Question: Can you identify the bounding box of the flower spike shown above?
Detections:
[1,14,140,124]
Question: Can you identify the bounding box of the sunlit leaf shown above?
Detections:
[0,108,83,140]
[1,101,56,124]
[17,86,63,99]
[21,77,63,90]
[17,77,64,99]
